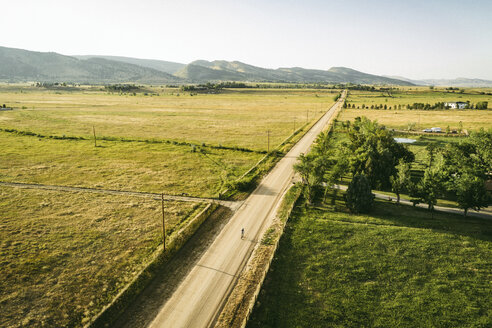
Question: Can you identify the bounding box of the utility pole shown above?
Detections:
[161,193,166,251]
[93,125,97,147]
[306,109,309,123]
[267,130,270,153]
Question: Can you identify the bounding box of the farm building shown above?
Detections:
[444,102,467,109]
[422,127,442,133]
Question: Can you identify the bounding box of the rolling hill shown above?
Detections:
[0,46,181,84]
[74,55,185,74]
[0,45,418,85]
[175,60,414,85]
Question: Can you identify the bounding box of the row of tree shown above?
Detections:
[295,117,491,216]
[400,129,491,216]
[343,101,489,110]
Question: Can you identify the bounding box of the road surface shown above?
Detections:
[148,92,346,328]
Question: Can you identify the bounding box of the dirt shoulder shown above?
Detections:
[111,206,233,328]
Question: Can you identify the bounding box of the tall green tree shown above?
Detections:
[408,162,445,214]
[294,153,327,204]
[347,117,414,189]
[454,174,491,217]
[390,160,412,204]
[345,174,374,213]
[323,146,350,203]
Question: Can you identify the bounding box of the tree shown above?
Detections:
[454,174,491,216]
[294,153,326,204]
[441,129,492,179]
[323,147,349,203]
[346,117,414,189]
[345,174,374,213]
[408,180,425,207]
[476,101,488,110]
[417,165,444,213]
[425,143,440,167]
[390,160,411,204]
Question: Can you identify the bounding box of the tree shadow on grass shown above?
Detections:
[316,193,492,243]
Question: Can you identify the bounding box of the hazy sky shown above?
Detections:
[1,0,491,79]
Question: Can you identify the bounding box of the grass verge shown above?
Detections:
[216,184,303,327]
[247,192,492,327]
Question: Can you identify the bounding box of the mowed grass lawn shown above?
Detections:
[340,89,492,132]
[0,186,204,327]
[0,131,263,197]
[0,87,337,151]
[248,196,492,327]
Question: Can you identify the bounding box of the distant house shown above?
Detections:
[445,102,467,109]
[422,127,442,133]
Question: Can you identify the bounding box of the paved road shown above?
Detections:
[0,181,240,210]
[147,92,346,328]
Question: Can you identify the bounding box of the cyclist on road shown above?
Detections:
[241,228,245,239]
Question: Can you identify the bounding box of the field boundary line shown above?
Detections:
[0,181,240,210]
[0,127,265,154]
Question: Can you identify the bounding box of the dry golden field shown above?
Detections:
[0,186,204,327]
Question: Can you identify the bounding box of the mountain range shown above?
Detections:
[384,75,492,88]
[1,46,491,86]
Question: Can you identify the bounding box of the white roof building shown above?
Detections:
[444,102,467,109]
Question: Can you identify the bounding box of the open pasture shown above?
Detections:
[0,85,340,327]
[340,89,491,132]
[345,89,492,109]
[0,131,263,197]
[339,108,491,132]
[0,86,337,151]
[248,194,492,327]
[0,186,203,327]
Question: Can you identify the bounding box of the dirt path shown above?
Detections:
[112,206,234,328]
[143,93,346,328]
[0,181,241,210]
[334,184,492,220]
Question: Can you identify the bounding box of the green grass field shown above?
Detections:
[0,131,263,197]
[339,89,492,132]
[0,86,336,151]
[248,194,492,327]
[0,86,339,327]
[0,186,204,327]
[345,89,492,109]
